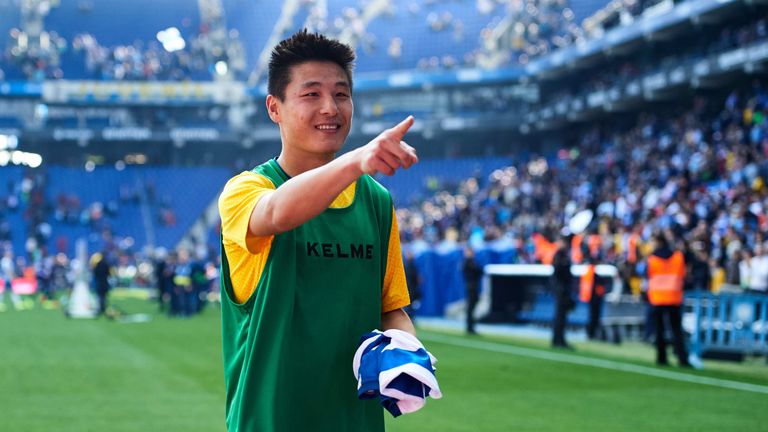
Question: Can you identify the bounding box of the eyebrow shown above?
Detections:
[300,81,350,89]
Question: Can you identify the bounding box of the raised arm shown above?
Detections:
[249,116,418,236]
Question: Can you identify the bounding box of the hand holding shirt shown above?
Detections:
[353,329,442,417]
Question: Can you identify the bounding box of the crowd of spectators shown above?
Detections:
[69,33,208,82]
[479,0,585,68]
[0,2,243,82]
[398,81,768,294]
[0,237,219,317]
[530,17,767,123]
[265,0,715,74]
[414,0,764,72]
[2,0,760,85]
[250,0,588,76]
[0,164,219,315]
[2,28,67,81]
[3,0,753,83]
[0,171,50,256]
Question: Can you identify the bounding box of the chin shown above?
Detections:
[317,138,346,153]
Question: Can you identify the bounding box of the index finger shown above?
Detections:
[389,115,414,138]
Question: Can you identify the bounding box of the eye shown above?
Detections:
[303,92,319,97]
[336,92,350,98]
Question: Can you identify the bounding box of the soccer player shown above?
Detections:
[218,30,417,431]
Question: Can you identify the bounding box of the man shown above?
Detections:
[91,251,111,317]
[579,256,606,341]
[403,249,422,322]
[172,249,195,317]
[688,245,711,292]
[153,248,171,313]
[646,233,691,367]
[462,246,482,335]
[218,30,418,432]
[748,242,768,294]
[551,233,574,349]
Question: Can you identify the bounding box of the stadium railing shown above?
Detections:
[685,291,768,361]
[478,264,643,332]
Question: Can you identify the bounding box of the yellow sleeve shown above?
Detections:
[218,171,276,254]
[218,171,276,304]
[382,207,411,313]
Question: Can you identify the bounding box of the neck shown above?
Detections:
[276,148,335,177]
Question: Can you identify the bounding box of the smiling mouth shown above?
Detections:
[315,124,341,131]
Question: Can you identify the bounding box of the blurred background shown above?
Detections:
[0,0,767,431]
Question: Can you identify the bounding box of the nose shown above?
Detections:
[320,94,339,116]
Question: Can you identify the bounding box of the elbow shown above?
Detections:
[250,197,295,235]
[270,217,293,234]
[267,206,296,234]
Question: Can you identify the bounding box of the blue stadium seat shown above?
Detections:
[569,0,610,22]
[0,3,19,45]
[46,0,201,80]
[226,0,507,74]
[44,165,231,255]
[47,0,200,47]
[0,166,29,255]
[355,0,497,72]
[222,0,284,75]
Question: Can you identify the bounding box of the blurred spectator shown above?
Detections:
[551,232,575,349]
[154,248,172,312]
[462,246,482,335]
[646,233,690,367]
[748,243,768,294]
[403,249,422,321]
[90,251,112,316]
[171,249,195,317]
[580,256,607,341]
[738,249,753,290]
[688,246,712,292]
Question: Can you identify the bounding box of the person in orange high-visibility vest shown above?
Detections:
[586,233,602,262]
[580,258,606,340]
[626,231,640,265]
[570,234,584,264]
[533,233,558,265]
[646,234,691,367]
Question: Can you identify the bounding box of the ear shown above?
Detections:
[266,95,281,124]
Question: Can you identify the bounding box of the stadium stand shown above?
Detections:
[396,81,768,326]
[0,165,31,255]
[0,0,767,359]
[49,0,203,80]
[2,0,607,80]
[43,166,230,256]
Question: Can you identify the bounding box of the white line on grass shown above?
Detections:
[421,333,768,395]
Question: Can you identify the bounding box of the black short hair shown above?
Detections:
[268,29,355,101]
[654,233,669,249]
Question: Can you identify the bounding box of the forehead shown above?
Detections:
[287,61,350,89]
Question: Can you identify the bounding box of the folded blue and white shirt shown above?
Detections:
[353,329,442,417]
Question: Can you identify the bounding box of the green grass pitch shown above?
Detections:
[1,291,767,431]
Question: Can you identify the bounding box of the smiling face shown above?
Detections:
[266,61,353,163]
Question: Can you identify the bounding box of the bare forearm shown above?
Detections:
[250,116,417,237]
[256,151,362,234]
[381,308,416,336]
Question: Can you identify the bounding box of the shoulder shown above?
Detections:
[359,174,391,198]
[220,171,275,200]
[218,171,276,221]
[358,175,393,219]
